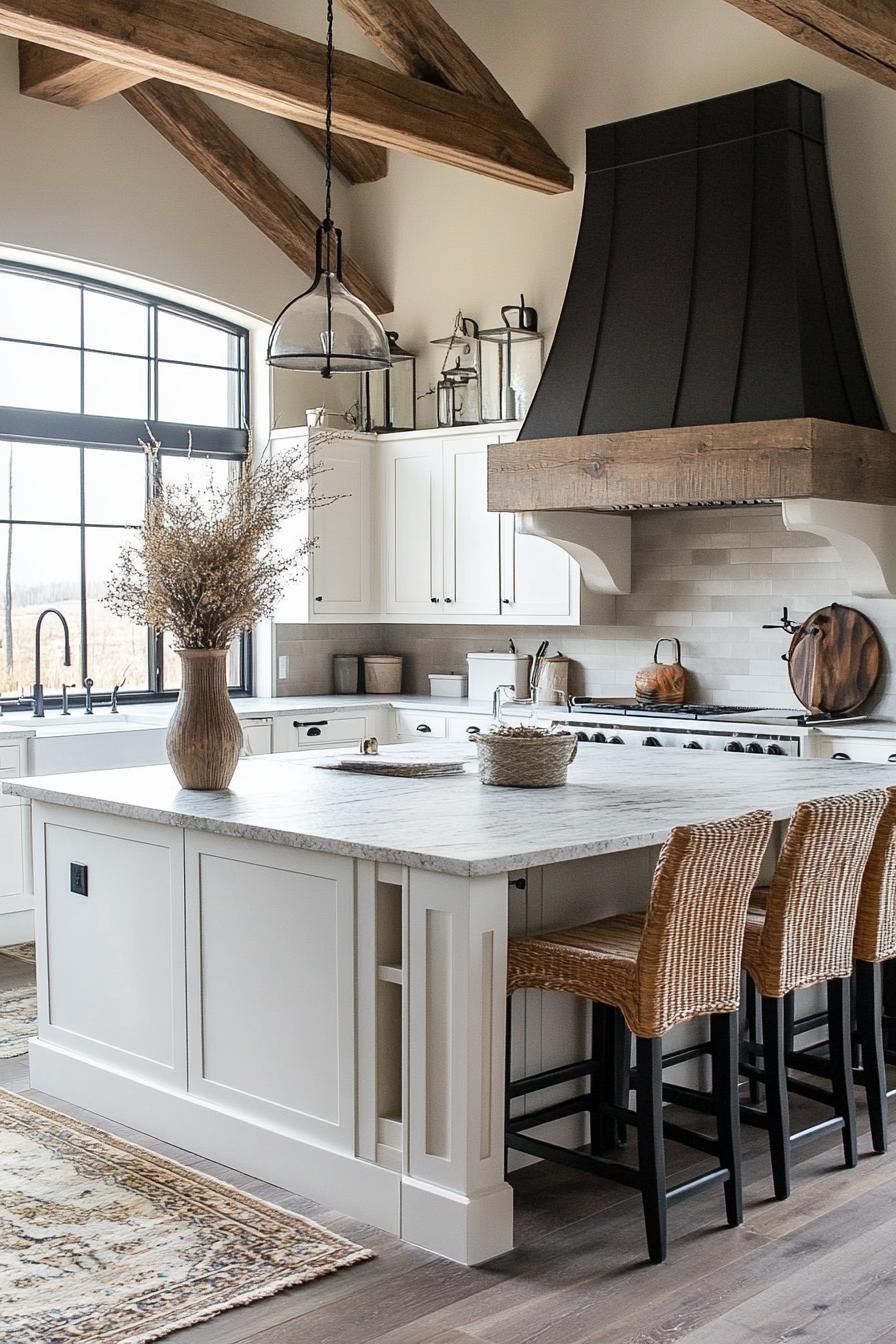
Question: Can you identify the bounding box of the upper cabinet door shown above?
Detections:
[499,514,576,619]
[310,438,376,615]
[381,438,443,615]
[441,435,501,617]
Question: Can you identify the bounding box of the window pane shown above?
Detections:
[161,628,242,692]
[157,310,238,367]
[85,526,149,692]
[84,290,148,357]
[158,362,238,428]
[84,351,149,419]
[0,523,82,697]
[0,440,80,522]
[0,271,81,346]
[84,447,146,525]
[160,453,234,493]
[0,341,81,413]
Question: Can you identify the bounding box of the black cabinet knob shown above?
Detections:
[315,596,323,602]
[502,598,511,604]
[431,597,439,603]
[444,597,453,604]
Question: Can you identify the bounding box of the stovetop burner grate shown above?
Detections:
[569,701,761,720]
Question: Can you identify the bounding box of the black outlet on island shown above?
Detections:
[70,862,88,898]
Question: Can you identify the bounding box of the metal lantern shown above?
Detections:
[480,295,543,422]
[431,312,482,426]
[358,332,417,431]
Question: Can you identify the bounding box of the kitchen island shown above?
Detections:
[5,746,895,1264]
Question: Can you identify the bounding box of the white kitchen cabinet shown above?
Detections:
[381,437,443,616]
[446,713,491,741]
[0,739,32,943]
[240,719,273,757]
[395,710,447,741]
[442,435,501,617]
[274,714,369,753]
[499,513,575,619]
[310,438,376,616]
[272,428,378,623]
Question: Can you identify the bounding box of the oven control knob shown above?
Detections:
[575,731,589,742]
[746,742,765,754]
[591,732,607,743]
[724,741,744,752]
[683,740,703,749]
[767,743,786,756]
[609,736,625,745]
[642,736,661,747]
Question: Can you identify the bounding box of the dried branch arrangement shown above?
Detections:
[104,429,340,650]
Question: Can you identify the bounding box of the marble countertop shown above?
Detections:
[6,743,896,878]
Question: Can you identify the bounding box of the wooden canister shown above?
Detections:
[634,638,687,705]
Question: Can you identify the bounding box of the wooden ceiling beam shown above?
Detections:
[723,1,896,91]
[123,80,392,314]
[0,0,572,194]
[337,0,556,155]
[18,40,387,186]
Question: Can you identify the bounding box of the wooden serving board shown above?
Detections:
[787,603,882,717]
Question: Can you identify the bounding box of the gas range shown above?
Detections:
[557,701,809,757]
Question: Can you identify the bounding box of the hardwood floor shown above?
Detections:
[4,948,896,1343]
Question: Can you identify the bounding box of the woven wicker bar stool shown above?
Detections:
[506,809,773,1265]
[740,788,888,1200]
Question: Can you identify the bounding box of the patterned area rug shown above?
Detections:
[0,1090,374,1344]
[0,983,37,1059]
[0,942,36,964]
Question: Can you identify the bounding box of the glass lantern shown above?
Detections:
[480,297,544,422]
[431,313,482,426]
[358,332,417,431]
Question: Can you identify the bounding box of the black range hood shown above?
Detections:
[522,79,882,440]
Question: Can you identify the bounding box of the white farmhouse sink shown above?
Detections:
[27,719,169,775]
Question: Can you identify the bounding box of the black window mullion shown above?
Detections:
[79,446,88,686]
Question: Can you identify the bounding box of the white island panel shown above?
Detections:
[185,832,356,1151]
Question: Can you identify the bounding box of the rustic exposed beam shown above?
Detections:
[0,0,572,193]
[19,38,141,106]
[18,38,387,185]
[337,0,555,153]
[289,124,387,185]
[723,0,896,91]
[123,80,392,314]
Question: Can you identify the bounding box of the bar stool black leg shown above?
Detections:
[712,1011,743,1227]
[883,959,896,1055]
[855,960,888,1154]
[761,994,791,1201]
[744,973,761,1104]
[504,994,513,1178]
[855,960,887,1154]
[635,1035,667,1264]
[590,1001,605,1154]
[828,977,858,1169]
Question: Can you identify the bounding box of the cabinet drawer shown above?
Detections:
[823,737,896,765]
[290,716,368,750]
[396,711,447,741]
[446,715,490,741]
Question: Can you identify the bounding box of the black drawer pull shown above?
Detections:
[416,724,432,733]
[832,752,851,760]
[294,720,328,728]
[306,726,322,737]
[467,725,481,734]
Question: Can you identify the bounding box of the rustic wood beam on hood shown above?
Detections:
[723,0,896,91]
[123,80,392,314]
[0,0,572,193]
[17,39,388,185]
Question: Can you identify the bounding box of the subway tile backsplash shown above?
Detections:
[276,507,895,716]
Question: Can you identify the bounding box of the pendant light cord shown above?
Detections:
[324,0,334,234]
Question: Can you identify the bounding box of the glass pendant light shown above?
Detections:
[267,0,390,378]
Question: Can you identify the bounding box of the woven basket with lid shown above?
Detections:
[475,729,578,788]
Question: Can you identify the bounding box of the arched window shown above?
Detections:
[0,261,251,705]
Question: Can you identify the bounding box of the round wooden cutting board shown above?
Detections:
[787,604,882,717]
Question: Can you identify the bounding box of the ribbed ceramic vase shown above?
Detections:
[166,649,243,790]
